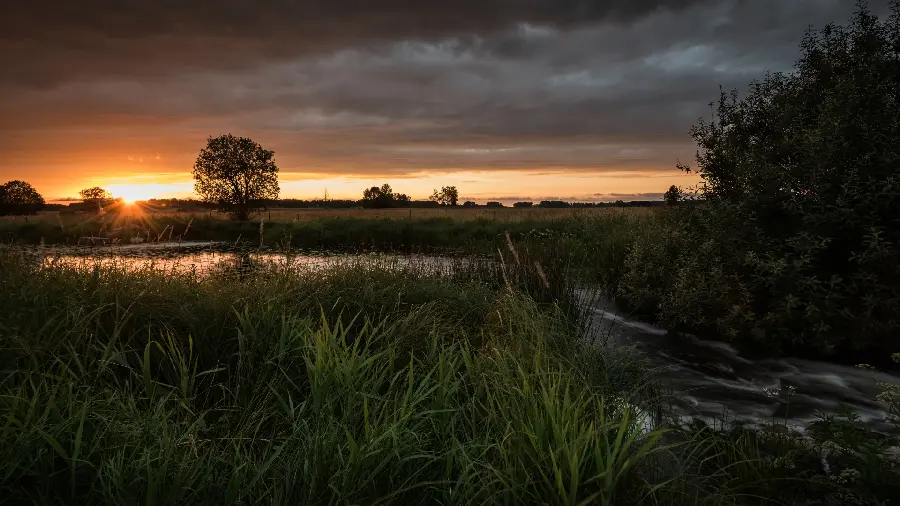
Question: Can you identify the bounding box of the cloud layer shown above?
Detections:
[0,0,891,199]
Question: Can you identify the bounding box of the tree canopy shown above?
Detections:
[79,187,111,203]
[361,184,410,208]
[192,134,280,220]
[663,185,682,206]
[0,180,45,215]
[430,186,459,207]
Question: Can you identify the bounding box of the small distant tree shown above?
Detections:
[462,201,477,208]
[430,186,459,207]
[363,184,397,208]
[513,202,533,208]
[394,193,411,207]
[486,201,504,208]
[192,134,280,220]
[79,187,113,212]
[663,185,682,206]
[0,180,45,215]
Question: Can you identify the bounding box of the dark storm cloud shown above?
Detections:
[0,0,710,86]
[0,0,894,182]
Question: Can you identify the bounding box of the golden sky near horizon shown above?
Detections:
[5,126,701,203]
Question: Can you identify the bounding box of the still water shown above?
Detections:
[35,241,471,275]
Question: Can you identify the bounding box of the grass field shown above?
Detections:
[1,205,655,226]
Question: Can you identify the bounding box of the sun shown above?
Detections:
[106,184,159,204]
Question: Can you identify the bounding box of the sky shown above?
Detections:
[0,0,890,203]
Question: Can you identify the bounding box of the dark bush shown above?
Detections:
[618,4,900,360]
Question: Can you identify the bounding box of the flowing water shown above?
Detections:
[585,294,900,432]
[22,242,900,432]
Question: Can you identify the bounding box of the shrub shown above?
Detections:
[618,4,900,360]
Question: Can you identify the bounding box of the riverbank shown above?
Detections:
[2,251,898,504]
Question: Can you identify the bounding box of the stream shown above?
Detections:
[586,295,900,432]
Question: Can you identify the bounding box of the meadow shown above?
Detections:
[0,206,652,250]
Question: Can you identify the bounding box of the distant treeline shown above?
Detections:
[36,197,667,214]
[103,198,667,212]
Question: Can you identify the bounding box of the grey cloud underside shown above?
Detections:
[0,0,710,86]
[0,0,892,177]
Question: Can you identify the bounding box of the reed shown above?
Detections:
[0,251,667,505]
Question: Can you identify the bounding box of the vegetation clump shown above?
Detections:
[617,3,900,361]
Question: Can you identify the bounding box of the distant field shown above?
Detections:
[0,205,657,227]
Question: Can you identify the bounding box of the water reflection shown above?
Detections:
[34,242,484,277]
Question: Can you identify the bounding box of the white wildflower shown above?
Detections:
[818,440,844,458]
[831,468,860,484]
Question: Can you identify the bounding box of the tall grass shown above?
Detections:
[0,251,669,505]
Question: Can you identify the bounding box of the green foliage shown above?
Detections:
[618,3,900,359]
[192,134,280,221]
[0,251,670,505]
[0,180,44,215]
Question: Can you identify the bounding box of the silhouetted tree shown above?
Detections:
[78,187,114,212]
[663,185,682,205]
[394,193,411,206]
[363,184,397,208]
[192,134,280,220]
[430,186,459,206]
[513,202,534,208]
[462,201,477,208]
[485,201,504,208]
[0,180,45,215]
